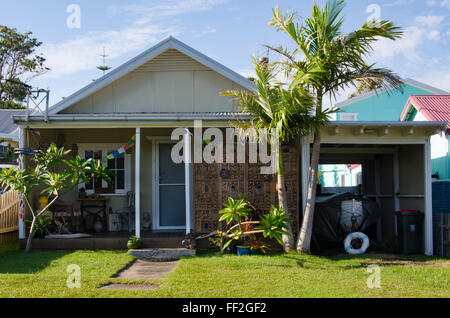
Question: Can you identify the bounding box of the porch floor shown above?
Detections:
[19,231,186,250]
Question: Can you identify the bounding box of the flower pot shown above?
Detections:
[250,249,261,255]
[236,246,250,256]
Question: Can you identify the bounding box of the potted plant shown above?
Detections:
[249,239,270,255]
[127,235,143,249]
[27,215,53,239]
[236,244,250,255]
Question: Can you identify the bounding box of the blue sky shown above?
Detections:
[1,0,449,107]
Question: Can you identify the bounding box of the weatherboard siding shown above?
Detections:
[61,49,240,114]
[337,84,435,121]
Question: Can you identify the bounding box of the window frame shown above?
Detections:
[77,143,132,195]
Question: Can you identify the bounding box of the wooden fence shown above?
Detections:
[0,190,19,245]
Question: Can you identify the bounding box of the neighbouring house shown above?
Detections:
[0,109,25,170]
[400,95,450,180]
[335,78,448,121]
[11,37,445,255]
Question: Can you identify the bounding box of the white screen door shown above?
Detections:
[156,142,186,229]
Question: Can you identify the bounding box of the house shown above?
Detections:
[11,37,445,255]
[335,79,448,121]
[399,95,450,180]
[0,109,25,169]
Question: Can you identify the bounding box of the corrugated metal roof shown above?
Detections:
[0,109,26,135]
[400,95,450,133]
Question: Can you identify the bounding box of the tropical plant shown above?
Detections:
[213,197,292,252]
[26,215,53,238]
[0,143,111,252]
[267,0,403,252]
[222,57,327,251]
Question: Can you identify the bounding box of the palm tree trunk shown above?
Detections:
[277,146,294,251]
[296,132,321,253]
[297,90,323,253]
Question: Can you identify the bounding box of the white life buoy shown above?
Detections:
[344,232,370,255]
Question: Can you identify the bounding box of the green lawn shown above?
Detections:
[0,244,448,298]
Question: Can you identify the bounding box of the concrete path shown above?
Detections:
[115,259,179,279]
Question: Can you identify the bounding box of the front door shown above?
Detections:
[156,142,185,229]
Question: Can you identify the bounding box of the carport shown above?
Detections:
[300,121,446,255]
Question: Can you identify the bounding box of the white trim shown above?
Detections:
[152,139,187,230]
[18,127,25,240]
[184,129,192,234]
[335,78,449,109]
[77,143,131,195]
[135,128,141,238]
[424,141,433,255]
[48,37,256,115]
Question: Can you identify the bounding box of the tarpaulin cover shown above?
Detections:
[313,192,380,243]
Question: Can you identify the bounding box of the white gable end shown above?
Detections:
[52,37,255,115]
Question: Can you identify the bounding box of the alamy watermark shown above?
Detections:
[66,4,81,29]
[366,264,381,289]
[66,264,81,289]
[170,121,279,175]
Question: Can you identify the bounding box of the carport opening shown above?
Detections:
[307,143,427,255]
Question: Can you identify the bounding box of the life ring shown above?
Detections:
[344,232,370,255]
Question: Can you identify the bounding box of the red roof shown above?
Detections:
[400,95,450,134]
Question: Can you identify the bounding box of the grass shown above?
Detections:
[0,244,448,298]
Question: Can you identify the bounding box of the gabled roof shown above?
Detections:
[335,78,448,109]
[48,36,256,115]
[400,95,450,134]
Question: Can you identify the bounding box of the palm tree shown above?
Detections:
[267,0,404,253]
[222,57,326,251]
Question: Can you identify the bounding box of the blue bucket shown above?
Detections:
[236,246,250,255]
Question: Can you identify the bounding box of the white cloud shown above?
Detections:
[414,15,445,27]
[193,26,217,37]
[38,0,230,78]
[372,26,425,62]
[109,0,230,25]
[441,0,450,9]
[427,0,437,5]
[428,30,441,40]
[41,26,176,78]
[384,0,415,7]
[418,69,450,92]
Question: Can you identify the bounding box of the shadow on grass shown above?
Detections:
[0,247,74,274]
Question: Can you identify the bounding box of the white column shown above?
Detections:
[135,128,141,238]
[184,129,192,234]
[424,141,433,255]
[301,136,310,215]
[18,126,25,240]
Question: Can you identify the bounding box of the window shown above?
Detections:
[78,144,131,195]
[340,113,358,121]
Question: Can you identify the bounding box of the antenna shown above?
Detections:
[97,47,111,76]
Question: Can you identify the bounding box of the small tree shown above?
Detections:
[0,143,111,252]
